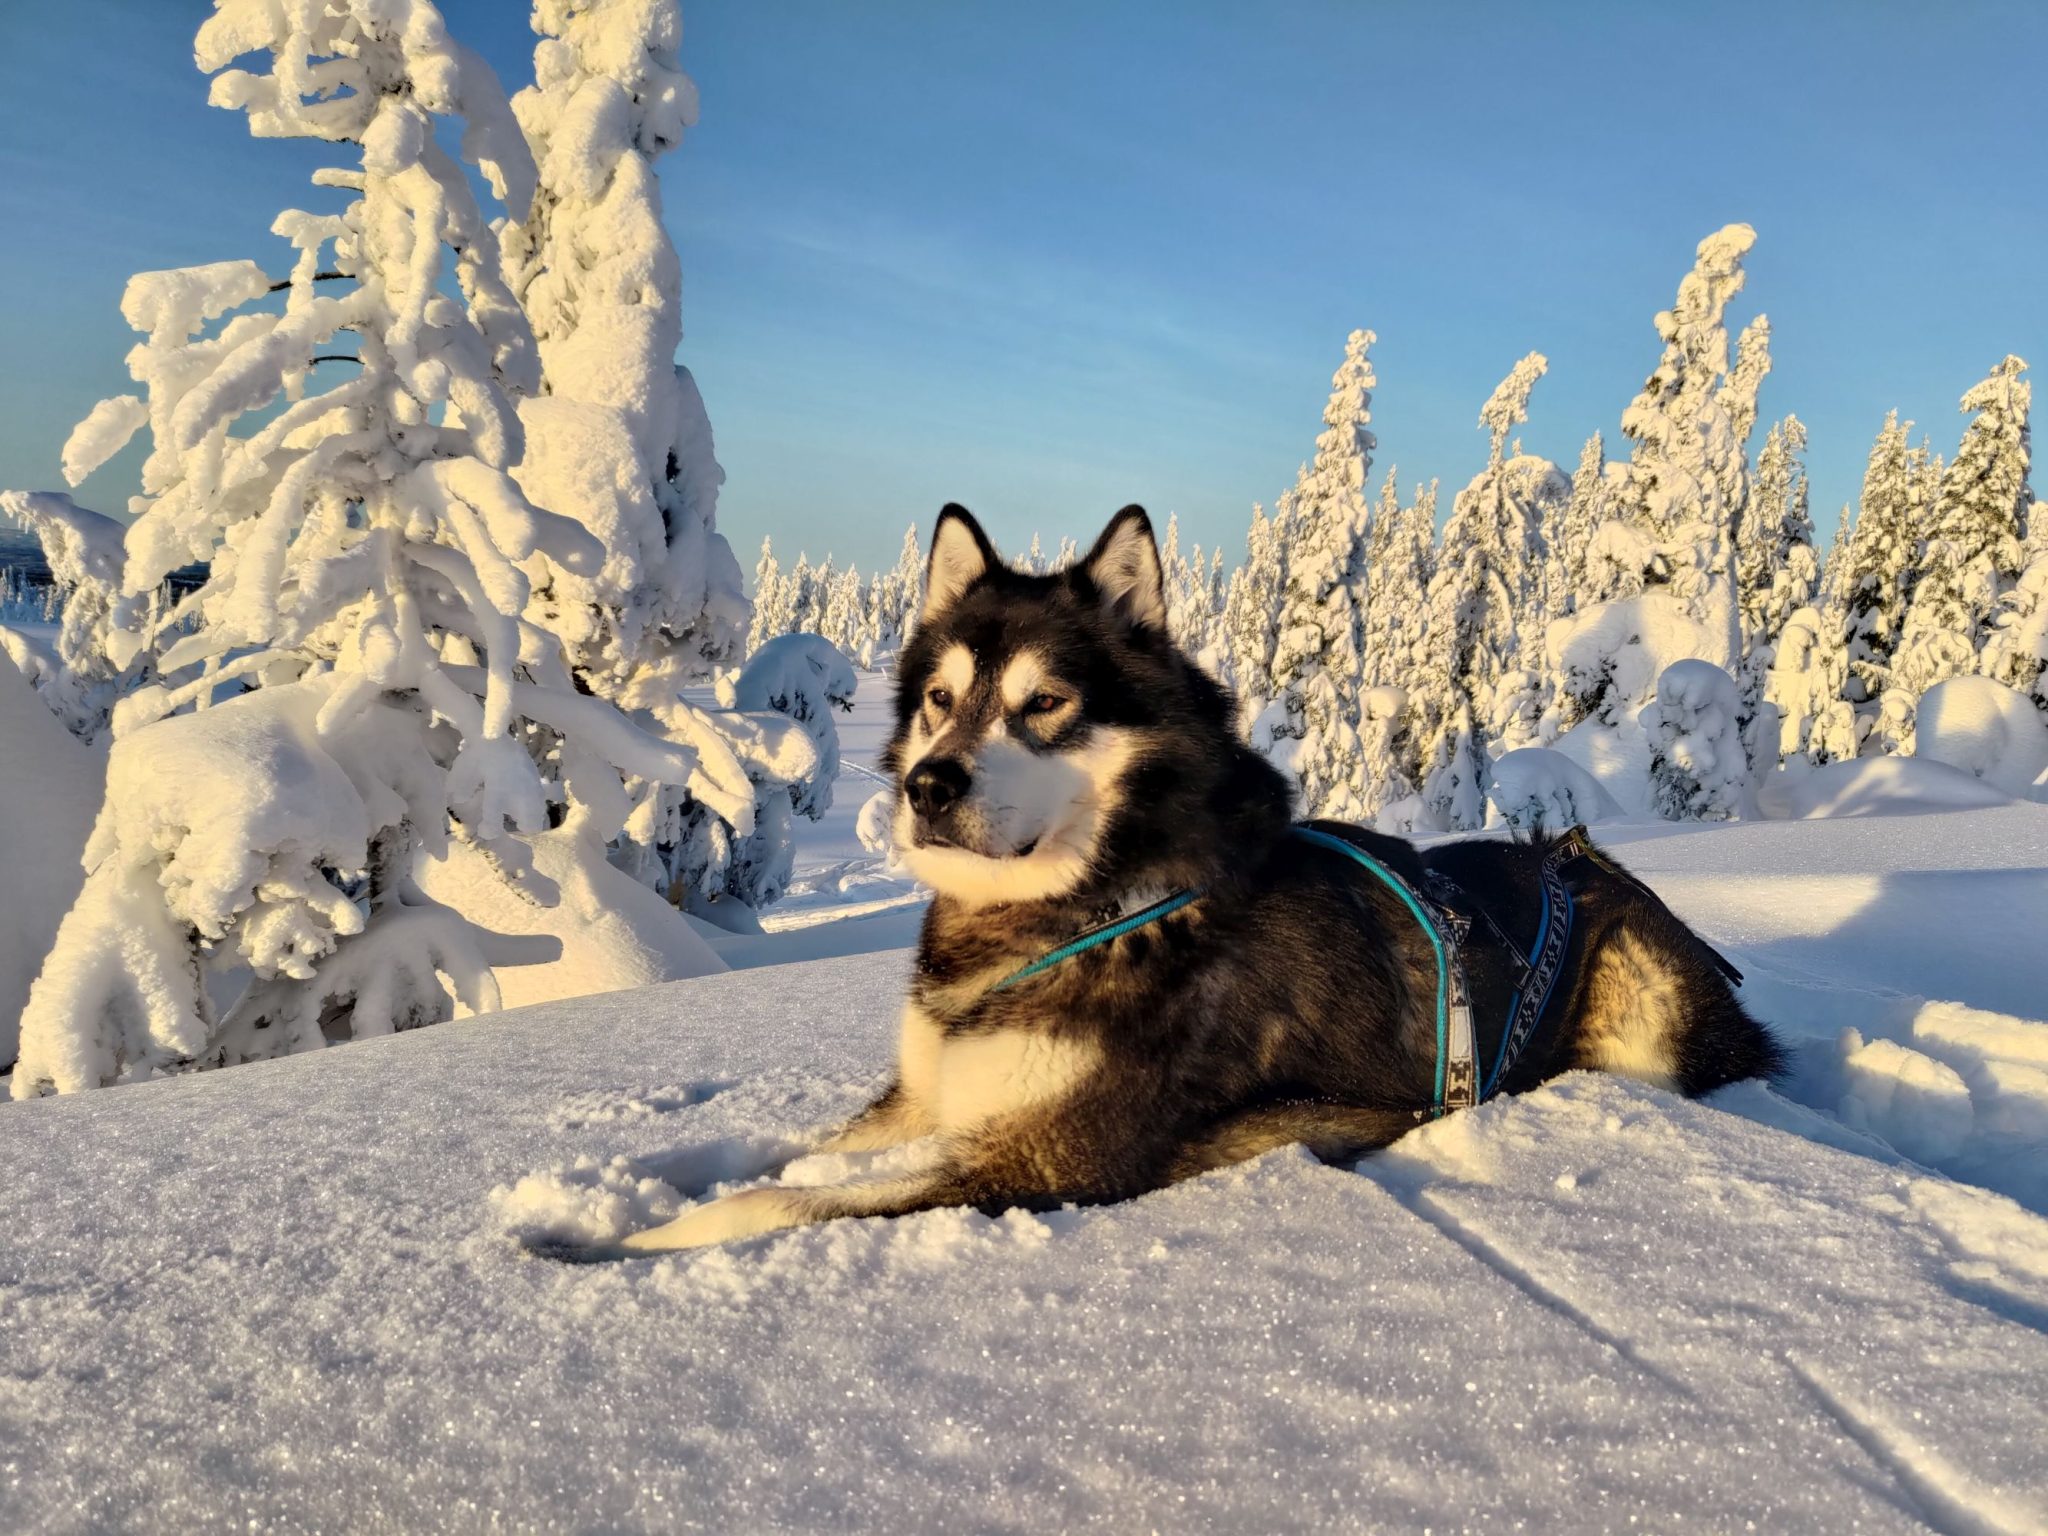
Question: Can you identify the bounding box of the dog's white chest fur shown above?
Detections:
[898,1003,1100,1132]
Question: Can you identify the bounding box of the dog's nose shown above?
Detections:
[905,758,970,819]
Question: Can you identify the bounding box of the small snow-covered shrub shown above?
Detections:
[1914,676,2048,799]
[1486,748,1624,833]
[675,634,855,913]
[730,634,858,813]
[856,789,897,858]
[1639,660,1748,821]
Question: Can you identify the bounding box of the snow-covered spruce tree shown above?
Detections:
[1361,473,1436,690]
[1766,600,1858,766]
[746,536,785,653]
[783,553,818,634]
[1735,414,1818,761]
[1983,525,2048,710]
[1893,356,2033,719]
[13,0,811,1094]
[1640,660,1748,820]
[876,522,923,663]
[1253,329,1378,817]
[1354,471,1436,822]
[1831,413,1931,752]
[1542,433,1607,620]
[500,0,746,687]
[1417,353,1553,830]
[1613,224,1768,673]
[0,491,137,740]
[1221,501,1284,722]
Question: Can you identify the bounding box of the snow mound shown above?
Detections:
[1486,746,1625,831]
[413,822,727,1011]
[1757,755,2013,820]
[0,655,103,1069]
[1915,675,2048,799]
[1779,1000,2048,1214]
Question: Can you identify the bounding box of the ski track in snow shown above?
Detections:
[1787,1357,2044,1536]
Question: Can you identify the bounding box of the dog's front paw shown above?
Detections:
[616,1187,800,1254]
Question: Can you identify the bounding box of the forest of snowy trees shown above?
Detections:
[750,225,2044,831]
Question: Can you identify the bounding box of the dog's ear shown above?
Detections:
[1079,505,1166,631]
[923,504,999,621]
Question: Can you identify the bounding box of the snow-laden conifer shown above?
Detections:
[1614,225,1766,671]
[1254,330,1378,816]
[1417,353,1553,829]
[1641,660,1748,820]
[1735,415,1819,759]
[746,536,785,654]
[1221,502,1284,723]
[1894,356,2033,711]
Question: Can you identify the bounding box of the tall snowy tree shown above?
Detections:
[1983,515,2048,710]
[1221,501,1284,721]
[1543,432,1607,621]
[501,0,745,687]
[1615,224,1768,672]
[746,536,784,654]
[881,522,924,660]
[1894,356,2033,710]
[1830,413,1932,752]
[1352,473,1437,822]
[1418,353,1553,830]
[1253,330,1378,817]
[1735,414,1818,759]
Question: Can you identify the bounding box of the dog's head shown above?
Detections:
[885,503,1255,909]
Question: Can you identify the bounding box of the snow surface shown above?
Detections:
[2,786,2047,1528]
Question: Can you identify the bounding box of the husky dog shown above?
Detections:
[606,505,1781,1254]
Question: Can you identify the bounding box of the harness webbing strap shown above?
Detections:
[1484,847,1576,1099]
[1291,825,1468,1118]
[988,887,1202,993]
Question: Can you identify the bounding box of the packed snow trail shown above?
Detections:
[4,869,2048,1531]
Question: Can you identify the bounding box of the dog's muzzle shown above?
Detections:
[904,757,974,848]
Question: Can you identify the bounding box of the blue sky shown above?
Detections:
[2,1,2042,574]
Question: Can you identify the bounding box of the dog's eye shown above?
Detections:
[926,686,953,712]
[1025,692,1066,716]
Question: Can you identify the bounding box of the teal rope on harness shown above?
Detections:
[988,888,1202,993]
[1290,825,1457,1116]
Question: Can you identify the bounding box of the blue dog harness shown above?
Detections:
[986,823,1588,1122]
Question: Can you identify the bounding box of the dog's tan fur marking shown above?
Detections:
[1573,931,1682,1089]
[998,648,1049,712]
